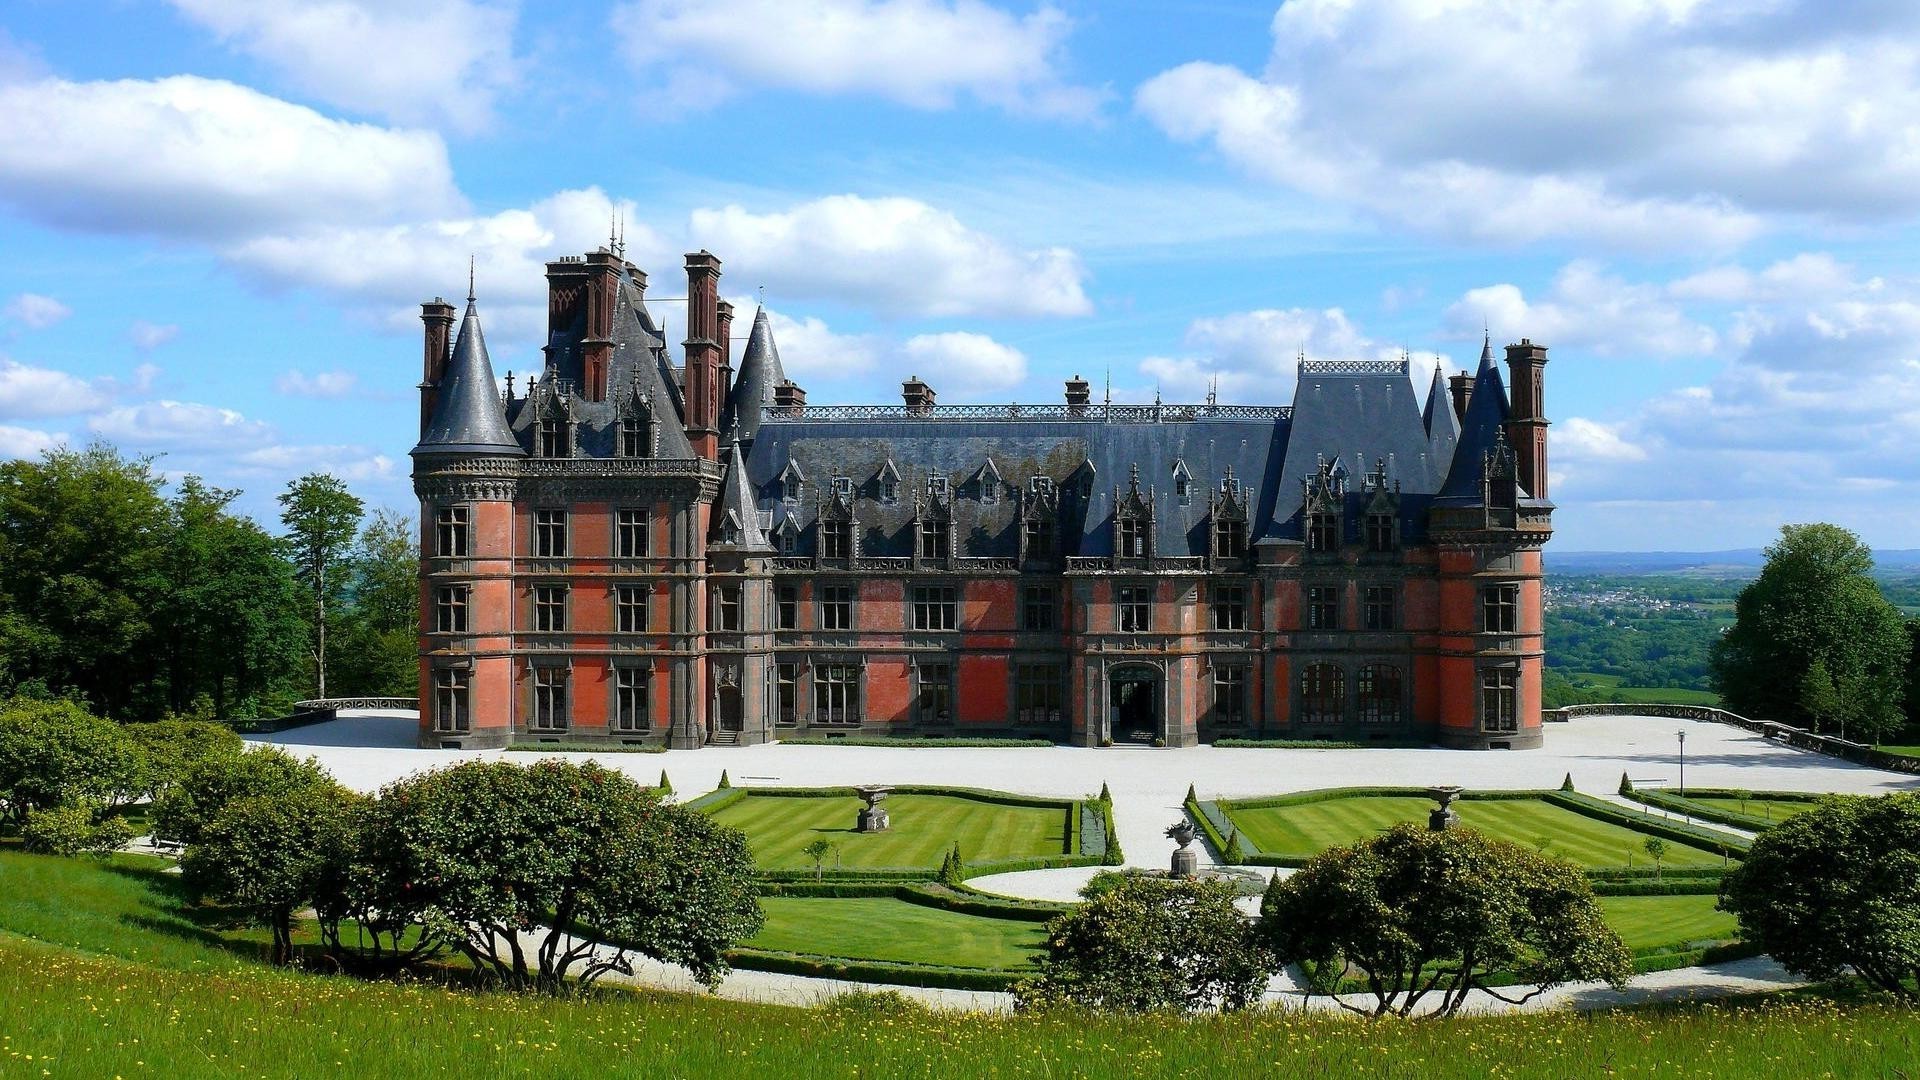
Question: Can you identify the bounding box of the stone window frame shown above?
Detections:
[820,518,852,560]
[911,584,958,632]
[818,582,854,632]
[615,583,648,634]
[1117,582,1152,633]
[535,418,569,459]
[1015,661,1065,726]
[529,663,570,732]
[774,661,801,725]
[614,507,649,558]
[533,507,568,558]
[1021,584,1057,631]
[1363,511,1397,553]
[1211,582,1247,631]
[1356,663,1404,725]
[1211,663,1249,725]
[435,505,470,558]
[432,665,470,733]
[532,582,568,632]
[1481,582,1520,634]
[913,659,954,724]
[611,665,649,732]
[1298,661,1345,725]
[714,582,743,632]
[775,583,800,630]
[434,584,469,634]
[1479,664,1521,733]
[1306,511,1341,553]
[812,660,861,725]
[1305,584,1339,631]
[1361,583,1396,631]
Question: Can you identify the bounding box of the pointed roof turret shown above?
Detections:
[711,440,770,550]
[721,306,788,447]
[413,295,523,457]
[1436,335,1512,501]
[1423,359,1460,463]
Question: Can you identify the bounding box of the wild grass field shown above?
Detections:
[705,791,1071,870]
[1224,795,1729,869]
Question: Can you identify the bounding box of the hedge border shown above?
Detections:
[1213,738,1431,750]
[756,880,1064,921]
[1623,788,1825,833]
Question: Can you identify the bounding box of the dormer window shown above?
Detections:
[821,519,851,559]
[1307,512,1340,553]
[1031,476,1054,498]
[1117,517,1148,558]
[1024,518,1054,558]
[1214,517,1246,559]
[537,419,566,458]
[619,415,649,457]
[920,518,950,560]
[1365,512,1396,552]
[780,462,807,503]
[928,476,949,499]
[1172,460,1193,506]
[774,520,798,554]
[882,478,898,502]
[832,476,853,498]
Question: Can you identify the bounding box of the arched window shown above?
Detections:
[1356,665,1402,725]
[1300,663,1344,725]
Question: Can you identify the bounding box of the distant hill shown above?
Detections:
[1548,550,1920,575]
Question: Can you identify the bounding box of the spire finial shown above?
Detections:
[467,255,475,302]
[608,209,617,253]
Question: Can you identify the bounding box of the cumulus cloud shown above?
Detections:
[691,195,1091,318]
[129,321,180,352]
[0,360,109,419]
[1136,306,1430,404]
[612,0,1099,117]
[1137,2,1920,247]
[0,424,61,460]
[901,332,1027,397]
[2,293,70,329]
[0,75,459,239]
[88,399,274,451]
[275,369,359,398]
[720,300,1028,401]
[1444,262,1718,356]
[167,0,520,134]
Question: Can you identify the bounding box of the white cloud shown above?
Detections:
[691,195,1091,318]
[612,0,1098,118]
[747,306,881,381]
[167,0,519,134]
[129,321,180,352]
[0,360,111,418]
[1557,417,1647,464]
[2,293,70,329]
[1136,306,1424,404]
[0,75,459,239]
[88,399,274,451]
[1137,2,1920,246]
[901,332,1026,397]
[275,369,359,398]
[1444,262,1718,356]
[0,424,61,460]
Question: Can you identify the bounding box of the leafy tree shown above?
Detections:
[379,760,762,992]
[1643,836,1667,881]
[329,510,418,697]
[21,800,133,857]
[803,837,833,881]
[0,697,142,828]
[183,782,359,965]
[278,474,364,699]
[1711,524,1907,741]
[151,745,336,847]
[125,719,244,803]
[1262,824,1631,1017]
[1720,792,1920,998]
[1015,875,1271,1013]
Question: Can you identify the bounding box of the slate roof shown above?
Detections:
[712,441,772,550]
[1436,337,1512,504]
[413,296,523,457]
[1422,360,1460,467]
[720,307,786,447]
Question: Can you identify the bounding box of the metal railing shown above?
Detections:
[293,697,419,712]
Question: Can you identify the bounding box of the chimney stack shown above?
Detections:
[1448,371,1473,424]
[1503,339,1550,500]
[419,297,457,434]
[717,299,735,397]
[1064,374,1091,414]
[683,250,724,460]
[902,376,936,416]
[773,380,807,416]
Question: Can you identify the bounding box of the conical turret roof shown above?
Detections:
[711,440,770,549]
[1422,359,1459,464]
[414,296,522,457]
[1436,336,1510,501]
[721,307,787,446]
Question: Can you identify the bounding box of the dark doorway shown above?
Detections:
[1109,666,1161,744]
[717,686,743,732]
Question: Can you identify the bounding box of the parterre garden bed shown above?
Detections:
[1624,787,1826,832]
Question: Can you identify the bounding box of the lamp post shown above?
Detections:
[1677,730,1687,796]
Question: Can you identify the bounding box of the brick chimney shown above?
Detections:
[1064,374,1091,414]
[419,297,456,434]
[902,376,936,416]
[1503,339,1550,500]
[716,299,735,404]
[773,380,807,416]
[683,251,723,460]
[1448,371,1473,424]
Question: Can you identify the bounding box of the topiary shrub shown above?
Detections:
[718,769,731,789]
[1619,771,1634,795]
[1098,782,1111,803]
[1561,772,1575,792]
[658,769,672,795]
[21,801,132,858]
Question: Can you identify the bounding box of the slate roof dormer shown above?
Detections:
[1436,336,1512,503]
[721,306,788,448]
[413,295,523,457]
[1422,360,1460,466]
[712,441,771,550]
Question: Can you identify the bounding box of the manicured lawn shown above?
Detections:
[1680,795,1817,823]
[1224,795,1729,869]
[706,792,1071,870]
[749,897,1045,970]
[1599,895,1739,951]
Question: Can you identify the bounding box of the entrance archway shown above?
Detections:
[1109,665,1161,744]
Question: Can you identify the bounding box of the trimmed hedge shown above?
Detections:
[1624,788,1824,833]
[501,741,667,754]
[755,880,1063,920]
[1589,878,1723,896]
[1541,791,1750,857]
[773,736,1054,748]
[683,787,749,813]
[709,784,1076,810]
[1095,796,1122,866]
[723,948,1025,992]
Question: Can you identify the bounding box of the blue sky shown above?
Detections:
[3,1,1919,550]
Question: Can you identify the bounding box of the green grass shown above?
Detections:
[1570,673,1723,706]
[0,849,266,971]
[1600,895,1739,951]
[707,792,1070,870]
[1225,795,1726,870]
[1875,745,1920,757]
[748,897,1045,970]
[1680,795,1816,823]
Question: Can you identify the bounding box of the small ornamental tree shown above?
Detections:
[803,837,833,881]
[181,783,359,965]
[1262,824,1631,1017]
[21,800,132,857]
[126,719,244,803]
[152,745,335,847]
[0,697,143,827]
[1643,836,1668,881]
[1720,792,1920,998]
[381,759,761,992]
[1015,875,1272,1013]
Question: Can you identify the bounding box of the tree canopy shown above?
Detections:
[278,474,365,700]
[1262,824,1631,1017]
[0,696,141,827]
[182,782,360,965]
[1720,792,1920,998]
[1712,524,1908,741]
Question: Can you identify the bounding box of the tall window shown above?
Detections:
[616,585,647,633]
[1364,512,1396,552]
[433,668,469,733]
[715,585,741,631]
[1482,583,1519,633]
[1358,665,1402,725]
[435,506,469,557]
[776,584,799,630]
[1481,668,1519,732]
[912,585,957,631]
[1118,584,1151,633]
[534,584,568,631]
[1022,585,1056,631]
[434,585,468,633]
[616,508,648,557]
[775,663,799,725]
[1024,518,1054,557]
[1116,517,1147,558]
[1175,474,1192,505]
[821,519,851,559]
[619,415,649,457]
[1213,666,1248,725]
[1307,512,1340,553]
[1214,517,1246,559]
[1212,584,1246,631]
[613,667,648,732]
[1300,663,1344,724]
[531,667,569,731]
[1362,585,1395,631]
[915,663,952,723]
[814,663,858,724]
[534,509,567,557]
[919,519,950,560]
[537,419,566,458]
[1306,585,1338,630]
[820,585,853,631]
[1016,663,1064,725]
